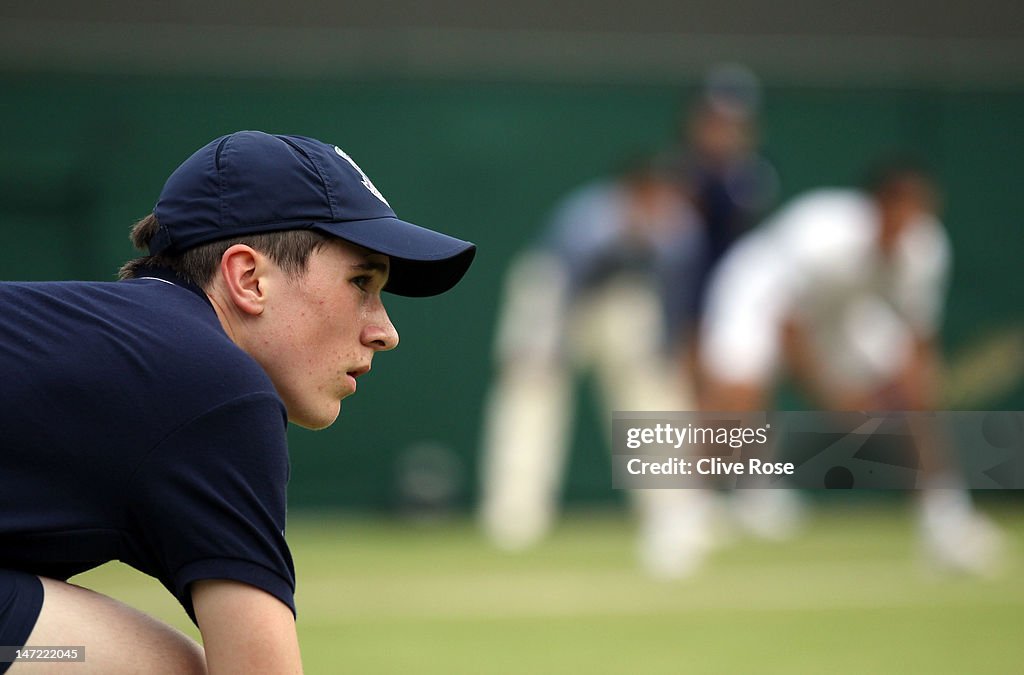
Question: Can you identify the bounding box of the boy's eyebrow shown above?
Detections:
[352,260,389,275]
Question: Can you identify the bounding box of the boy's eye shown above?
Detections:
[352,275,372,290]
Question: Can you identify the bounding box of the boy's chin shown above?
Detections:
[288,401,341,430]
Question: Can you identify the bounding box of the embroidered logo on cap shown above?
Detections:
[334,145,391,207]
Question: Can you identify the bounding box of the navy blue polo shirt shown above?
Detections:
[0,269,295,623]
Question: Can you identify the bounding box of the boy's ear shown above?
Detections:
[218,245,268,316]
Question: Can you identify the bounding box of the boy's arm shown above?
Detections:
[193,579,303,675]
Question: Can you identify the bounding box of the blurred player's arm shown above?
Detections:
[782,310,943,411]
[193,579,303,674]
[781,315,939,410]
[896,337,943,410]
[891,215,951,411]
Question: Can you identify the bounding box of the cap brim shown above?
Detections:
[314,217,476,297]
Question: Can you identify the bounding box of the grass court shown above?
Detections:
[76,498,1023,674]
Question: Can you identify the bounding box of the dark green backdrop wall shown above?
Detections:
[2,73,1022,509]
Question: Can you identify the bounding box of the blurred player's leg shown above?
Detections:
[822,298,1004,575]
[479,365,573,551]
[919,485,1004,576]
[700,276,807,543]
[634,489,717,579]
[479,252,573,551]
[584,277,715,578]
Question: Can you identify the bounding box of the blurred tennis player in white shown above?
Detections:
[699,158,1003,574]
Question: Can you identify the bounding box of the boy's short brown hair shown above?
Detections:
[119,213,330,289]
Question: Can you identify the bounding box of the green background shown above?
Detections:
[2,73,1022,509]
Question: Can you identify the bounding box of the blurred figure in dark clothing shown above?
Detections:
[672,64,780,400]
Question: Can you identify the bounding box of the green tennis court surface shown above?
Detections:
[76,500,1023,674]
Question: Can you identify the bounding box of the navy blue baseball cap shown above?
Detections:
[152,130,476,297]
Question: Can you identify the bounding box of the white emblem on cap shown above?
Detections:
[334,145,391,207]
